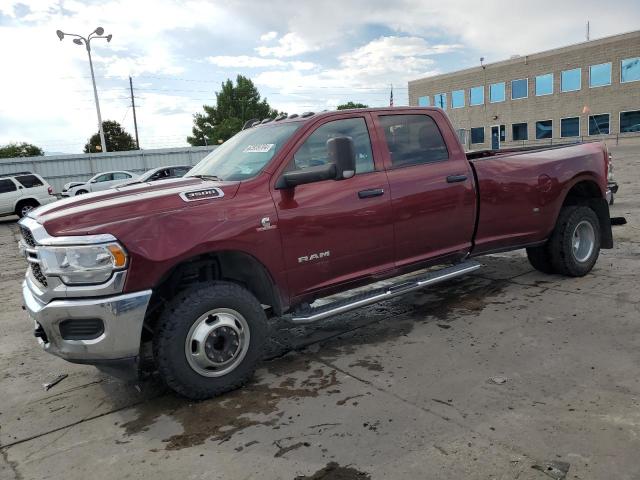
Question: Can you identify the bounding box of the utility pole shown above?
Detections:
[586,21,590,41]
[129,76,140,149]
[56,27,112,154]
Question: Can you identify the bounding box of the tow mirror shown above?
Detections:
[327,136,356,180]
[275,136,355,189]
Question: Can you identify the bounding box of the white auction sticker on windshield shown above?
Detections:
[243,143,274,153]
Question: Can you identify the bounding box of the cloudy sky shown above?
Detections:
[1,0,639,154]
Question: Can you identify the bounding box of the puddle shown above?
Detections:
[122,357,339,450]
[294,462,371,480]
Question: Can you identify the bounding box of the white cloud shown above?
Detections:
[259,31,278,42]
[207,55,315,70]
[255,35,444,95]
[255,32,318,58]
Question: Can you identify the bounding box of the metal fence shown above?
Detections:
[0,145,217,193]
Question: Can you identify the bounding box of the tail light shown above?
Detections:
[47,186,54,195]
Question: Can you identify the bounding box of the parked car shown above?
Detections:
[19,107,615,400]
[61,170,138,196]
[0,172,56,218]
[116,165,191,187]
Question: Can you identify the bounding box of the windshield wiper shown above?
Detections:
[190,174,223,181]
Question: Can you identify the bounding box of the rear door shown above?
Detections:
[372,110,476,267]
[271,114,394,300]
[0,178,20,215]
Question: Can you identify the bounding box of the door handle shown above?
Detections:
[358,188,385,199]
[446,174,468,183]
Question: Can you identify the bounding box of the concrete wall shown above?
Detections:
[0,145,216,193]
[409,30,640,150]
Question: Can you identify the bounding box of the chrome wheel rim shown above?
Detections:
[21,205,34,216]
[572,220,595,263]
[184,308,250,377]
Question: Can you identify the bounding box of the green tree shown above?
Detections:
[336,102,369,110]
[0,142,44,158]
[84,120,137,153]
[187,75,278,146]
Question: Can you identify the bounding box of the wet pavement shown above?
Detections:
[1,143,639,479]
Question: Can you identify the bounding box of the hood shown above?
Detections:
[32,177,240,236]
[63,181,85,190]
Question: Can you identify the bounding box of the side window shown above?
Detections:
[15,175,44,189]
[379,114,449,168]
[94,173,113,182]
[290,118,374,174]
[172,167,190,177]
[112,172,131,180]
[0,179,17,194]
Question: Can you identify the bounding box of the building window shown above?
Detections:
[589,62,611,87]
[561,68,581,92]
[561,117,580,137]
[620,111,640,133]
[588,114,610,135]
[451,90,465,108]
[536,120,553,139]
[511,78,528,99]
[470,127,485,144]
[489,82,505,103]
[621,57,640,83]
[469,86,484,106]
[512,123,528,141]
[535,73,553,96]
[433,93,447,110]
[418,96,430,106]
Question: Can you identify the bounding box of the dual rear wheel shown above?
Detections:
[526,206,601,277]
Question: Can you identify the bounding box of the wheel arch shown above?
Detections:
[14,196,40,212]
[559,177,612,249]
[145,250,285,335]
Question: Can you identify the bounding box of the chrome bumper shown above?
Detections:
[22,280,152,363]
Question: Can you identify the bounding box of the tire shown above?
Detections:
[15,200,39,218]
[153,281,268,400]
[526,244,555,274]
[548,206,600,277]
[75,189,88,195]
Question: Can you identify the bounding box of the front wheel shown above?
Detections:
[153,282,268,400]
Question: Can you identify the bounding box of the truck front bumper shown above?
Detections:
[22,280,152,364]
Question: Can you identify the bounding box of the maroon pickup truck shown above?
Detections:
[19,107,614,399]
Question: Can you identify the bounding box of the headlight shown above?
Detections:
[38,243,127,285]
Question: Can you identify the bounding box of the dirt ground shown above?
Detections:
[1,143,639,480]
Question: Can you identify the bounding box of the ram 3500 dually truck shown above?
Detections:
[19,107,614,399]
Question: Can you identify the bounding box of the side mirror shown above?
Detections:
[327,136,356,180]
[275,136,355,189]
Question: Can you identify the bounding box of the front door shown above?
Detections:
[491,125,500,149]
[0,179,20,215]
[373,110,477,267]
[271,115,394,301]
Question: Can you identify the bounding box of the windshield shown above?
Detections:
[187,122,301,181]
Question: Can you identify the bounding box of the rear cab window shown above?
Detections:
[289,117,375,175]
[15,175,43,189]
[378,114,449,168]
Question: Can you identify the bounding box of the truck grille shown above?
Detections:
[20,225,36,247]
[19,225,48,287]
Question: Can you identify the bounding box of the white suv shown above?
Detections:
[0,172,57,218]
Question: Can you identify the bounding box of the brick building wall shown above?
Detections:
[408,30,640,150]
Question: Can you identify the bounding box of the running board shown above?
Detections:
[287,260,481,324]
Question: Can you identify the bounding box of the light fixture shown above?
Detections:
[56,30,64,40]
[94,27,104,36]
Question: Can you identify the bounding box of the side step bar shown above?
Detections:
[288,260,481,324]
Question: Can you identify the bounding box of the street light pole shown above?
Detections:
[56,27,112,154]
